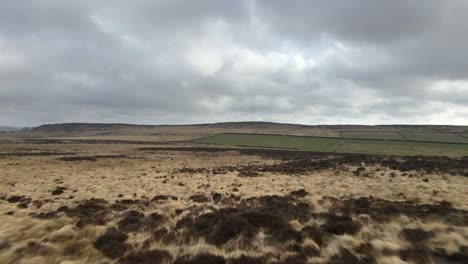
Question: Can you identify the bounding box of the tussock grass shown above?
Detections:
[0,143,467,263]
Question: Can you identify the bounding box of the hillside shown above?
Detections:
[0,126,23,132]
[29,122,468,132]
[29,122,468,134]
[5,122,468,140]
[3,122,467,146]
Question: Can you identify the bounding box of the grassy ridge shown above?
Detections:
[196,133,468,157]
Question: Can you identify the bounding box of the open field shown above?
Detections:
[399,132,468,143]
[340,132,405,140]
[340,131,468,143]
[197,134,338,152]
[1,140,467,264]
[197,133,468,157]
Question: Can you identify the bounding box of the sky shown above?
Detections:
[1,0,468,127]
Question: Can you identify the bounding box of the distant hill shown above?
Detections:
[32,123,156,132]
[31,122,468,133]
[0,126,23,132]
[5,122,467,143]
[31,121,305,132]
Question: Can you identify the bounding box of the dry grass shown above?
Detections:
[0,142,467,263]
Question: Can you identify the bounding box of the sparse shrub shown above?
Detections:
[400,228,434,243]
[94,227,128,259]
[118,249,172,264]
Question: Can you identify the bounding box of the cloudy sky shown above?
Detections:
[1,0,468,126]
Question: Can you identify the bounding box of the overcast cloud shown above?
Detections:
[1,0,467,126]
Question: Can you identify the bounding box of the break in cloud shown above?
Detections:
[1,0,467,126]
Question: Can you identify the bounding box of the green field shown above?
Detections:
[196,133,468,157]
[198,134,338,152]
[399,132,468,143]
[339,131,468,143]
[340,131,404,140]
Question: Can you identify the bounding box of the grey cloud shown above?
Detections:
[257,0,442,44]
[0,0,467,126]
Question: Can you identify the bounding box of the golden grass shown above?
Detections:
[0,142,467,263]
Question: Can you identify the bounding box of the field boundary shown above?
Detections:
[396,132,408,140]
[332,142,344,153]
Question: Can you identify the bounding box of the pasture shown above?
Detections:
[197,133,468,157]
